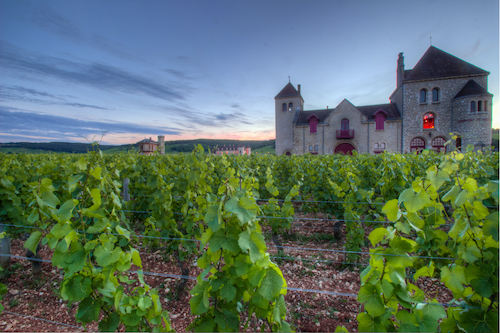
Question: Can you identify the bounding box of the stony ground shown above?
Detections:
[0,212,453,332]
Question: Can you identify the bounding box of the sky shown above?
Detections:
[1,0,498,145]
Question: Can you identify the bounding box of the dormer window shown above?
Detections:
[288,102,293,111]
[374,109,387,130]
[282,103,287,112]
[432,88,440,102]
[420,89,427,103]
[308,114,319,133]
[423,113,434,129]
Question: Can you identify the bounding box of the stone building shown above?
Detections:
[137,135,165,155]
[212,144,251,155]
[275,46,493,155]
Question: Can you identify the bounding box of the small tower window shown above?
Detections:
[423,113,434,129]
[288,102,293,111]
[484,101,488,112]
[432,88,440,102]
[470,101,476,113]
[282,103,287,112]
[420,89,427,103]
[478,101,483,112]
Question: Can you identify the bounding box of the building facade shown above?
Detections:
[212,144,251,155]
[275,46,493,155]
[137,136,165,155]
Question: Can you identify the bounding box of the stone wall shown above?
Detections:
[401,76,488,152]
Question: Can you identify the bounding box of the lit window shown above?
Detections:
[288,102,293,111]
[282,103,287,112]
[432,88,440,102]
[470,101,476,113]
[420,89,427,103]
[423,113,434,129]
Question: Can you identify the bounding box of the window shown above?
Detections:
[420,89,427,103]
[308,115,318,133]
[456,137,462,152]
[380,143,385,150]
[341,118,349,131]
[374,143,379,150]
[288,102,293,111]
[484,101,488,112]
[314,145,319,151]
[423,113,434,129]
[478,101,482,112]
[282,103,287,112]
[432,137,446,153]
[309,145,313,152]
[470,101,476,113]
[374,110,386,130]
[432,88,440,102]
[410,137,426,153]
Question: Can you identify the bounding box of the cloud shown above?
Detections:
[0,85,109,110]
[1,43,186,102]
[31,4,83,41]
[0,107,183,141]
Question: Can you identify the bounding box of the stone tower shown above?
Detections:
[275,82,303,155]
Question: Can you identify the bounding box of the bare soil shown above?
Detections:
[0,212,453,332]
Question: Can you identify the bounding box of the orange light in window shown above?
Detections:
[423,113,434,129]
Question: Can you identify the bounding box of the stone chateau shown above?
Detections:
[275,46,493,155]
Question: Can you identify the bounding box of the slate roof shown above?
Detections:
[454,79,492,99]
[137,138,158,144]
[275,82,301,99]
[295,109,333,125]
[404,46,489,82]
[356,103,401,120]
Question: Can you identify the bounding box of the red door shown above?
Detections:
[334,143,355,155]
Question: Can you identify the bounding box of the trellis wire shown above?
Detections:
[1,310,87,330]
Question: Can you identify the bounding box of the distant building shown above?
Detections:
[137,136,165,155]
[275,46,493,155]
[212,144,251,155]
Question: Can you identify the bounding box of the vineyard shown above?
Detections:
[0,143,498,332]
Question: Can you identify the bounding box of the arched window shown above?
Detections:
[410,137,426,153]
[420,89,427,103]
[484,101,488,112]
[373,143,379,150]
[432,88,440,102]
[470,101,476,113]
[308,114,319,133]
[282,103,287,112]
[314,145,319,151]
[288,102,293,111]
[432,137,446,153]
[380,143,385,150]
[341,118,349,131]
[478,101,482,112]
[309,145,313,151]
[423,113,434,129]
[456,137,462,152]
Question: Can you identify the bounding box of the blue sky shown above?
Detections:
[1,0,498,144]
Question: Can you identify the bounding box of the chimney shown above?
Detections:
[397,52,404,87]
[298,84,301,94]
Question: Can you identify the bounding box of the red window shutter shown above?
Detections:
[375,113,385,130]
[309,117,318,133]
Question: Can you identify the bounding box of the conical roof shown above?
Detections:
[404,46,489,82]
[454,79,492,99]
